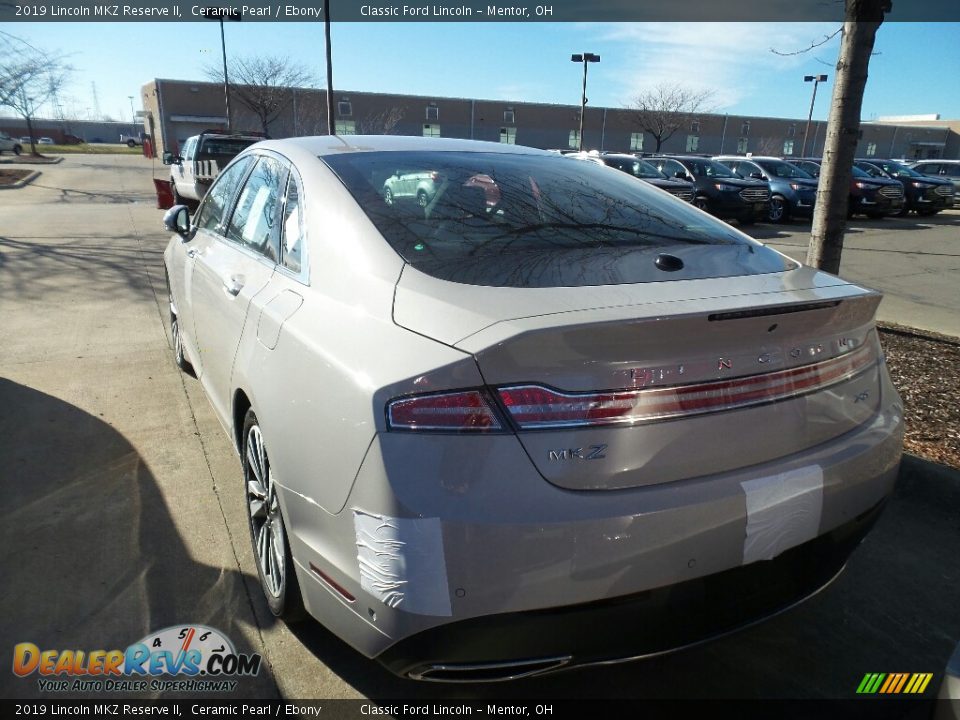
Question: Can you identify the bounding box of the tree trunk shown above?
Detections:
[24,113,37,156]
[807,0,890,274]
[654,136,663,152]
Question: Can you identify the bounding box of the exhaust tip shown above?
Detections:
[408,656,572,683]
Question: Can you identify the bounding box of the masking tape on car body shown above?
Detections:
[353,510,452,616]
[741,465,823,565]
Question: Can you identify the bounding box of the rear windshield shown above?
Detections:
[322,151,794,288]
[197,138,258,162]
[603,157,665,179]
[756,160,815,179]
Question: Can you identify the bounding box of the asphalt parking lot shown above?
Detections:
[1,154,958,702]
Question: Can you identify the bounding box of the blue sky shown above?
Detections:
[4,21,960,123]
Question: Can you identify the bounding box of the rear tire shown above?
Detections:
[243,409,306,622]
[693,196,709,212]
[126,139,137,148]
[13,144,22,156]
[417,190,428,208]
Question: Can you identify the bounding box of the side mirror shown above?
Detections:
[162,151,183,166]
[163,205,192,240]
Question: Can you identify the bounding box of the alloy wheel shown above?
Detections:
[769,197,786,223]
[245,424,285,598]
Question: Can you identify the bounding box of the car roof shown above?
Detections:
[254,135,552,158]
[714,155,785,162]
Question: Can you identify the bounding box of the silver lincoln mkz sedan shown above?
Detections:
[163,136,903,682]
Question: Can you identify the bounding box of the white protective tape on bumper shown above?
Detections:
[741,465,824,565]
[353,510,452,617]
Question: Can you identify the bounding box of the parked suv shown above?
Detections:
[163,131,263,205]
[569,152,696,202]
[382,169,440,208]
[908,159,960,199]
[794,159,905,218]
[0,131,22,156]
[713,156,817,223]
[854,159,954,215]
[649,155,770,224]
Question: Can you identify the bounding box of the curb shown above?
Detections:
[0,170,41,189]
[899,453,960,484]
[0,155,63,165]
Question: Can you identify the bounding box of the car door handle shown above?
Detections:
[186,248,198,258]
[222,274,245,297]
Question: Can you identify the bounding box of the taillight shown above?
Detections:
[387,390,503,432]
[498,342,875,430]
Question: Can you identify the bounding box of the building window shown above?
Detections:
[337,101,352,117]
[422,124,441,138]
[866,142,877,157]
[741,121,751,135]
[690,120,700,133]
[500,127,516,144]
[335,120,356,135]
[737,137,749,153]
[568,130,580,149]
[686,135,699,152]
[783,139,794,155]
[426,105,439,121]
[629,132,644,151]
[787,124,796,137]
[503,109,515,124]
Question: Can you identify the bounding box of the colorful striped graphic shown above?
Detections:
[856,672,934,694]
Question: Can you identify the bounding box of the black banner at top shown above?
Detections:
[1,0,960,22]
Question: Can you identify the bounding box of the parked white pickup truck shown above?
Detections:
[120,132,145,147]
[163,132,262,205]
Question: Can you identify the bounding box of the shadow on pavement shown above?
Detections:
[0,235,162,302]
[287,456,960,700]
[0,378,278,699]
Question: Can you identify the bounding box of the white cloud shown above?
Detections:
[590,22,840,110]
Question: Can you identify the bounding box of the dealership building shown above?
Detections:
[28,77,939,162]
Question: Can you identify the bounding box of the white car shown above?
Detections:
[0,132,22,155]
[163,132,261,205]
[162,135,903,681]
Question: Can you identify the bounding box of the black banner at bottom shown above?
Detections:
[0,698,947,720]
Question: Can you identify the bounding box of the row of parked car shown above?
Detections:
[566,150,958,225]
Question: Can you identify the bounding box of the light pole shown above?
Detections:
[801,74,828,157]
[202,7,241,132]
[571,52,600,152]
[324,0,334,135]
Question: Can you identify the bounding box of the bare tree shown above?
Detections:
[806,0,891,273]
[628,84,715,152]
[753,136,784,156]
[357,107,405,135]
[0,36,71,155]
[206,55,316,136]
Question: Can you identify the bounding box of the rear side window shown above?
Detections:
[226,155,286,260]
[280,173,304,274]
[194,156,254,233]
[322,151,794,288]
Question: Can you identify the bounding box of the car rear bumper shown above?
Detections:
[378,496,884,681]
[285,369,903,672]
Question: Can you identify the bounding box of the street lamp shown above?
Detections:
[571,52,600,152]
[801,74,828,157]
[202,7,241,132]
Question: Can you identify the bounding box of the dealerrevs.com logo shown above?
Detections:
[12,625,262,693]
